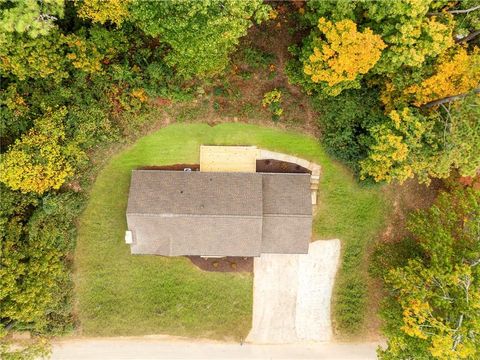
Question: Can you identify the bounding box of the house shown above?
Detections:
[125,170,312,257]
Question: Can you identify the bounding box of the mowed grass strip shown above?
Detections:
[75,123,386,339]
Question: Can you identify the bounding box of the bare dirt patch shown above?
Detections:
[187,256,253,273]
[159,5,320,138]
[256,159,310,174]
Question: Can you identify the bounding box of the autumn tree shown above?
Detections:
[304,0,455,73]
[404,47,480,106]
[361,93,480,184]
[360,107,436,183]
[0,108,85,194]
[302,18,385,96]
[76,0,131,26]
[364,0,455,73]
[129,0,270,78]
[378,187,480,360]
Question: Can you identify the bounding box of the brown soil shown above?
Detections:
[380,178,443,244]
[256,159,310,174]
[187,256,253,273]
[139,160,309,174]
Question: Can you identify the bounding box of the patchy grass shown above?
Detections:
[75,123,386,339]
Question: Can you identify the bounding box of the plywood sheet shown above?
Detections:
[200,145,257,172]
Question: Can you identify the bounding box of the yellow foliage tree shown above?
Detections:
[76,0,131,26]
[0,108,86,194]
[404,47,480,106]
[303,18,386,96]
[360,108,435,183]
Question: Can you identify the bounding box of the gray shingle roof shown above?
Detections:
[127,171,263,216]
[126,170,311,256]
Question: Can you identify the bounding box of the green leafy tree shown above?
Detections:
[0,0,64,37]
[130,0,270,78]
[364,0,455,73]
[312,88,387,172]
[378,188,480,360]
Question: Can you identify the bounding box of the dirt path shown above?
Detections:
[52,336,382,359]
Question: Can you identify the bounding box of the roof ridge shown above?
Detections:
[127,213,263,218]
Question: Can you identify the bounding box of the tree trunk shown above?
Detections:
[428,5,480,16]
[456,30,480,43]
[423,88,480,108]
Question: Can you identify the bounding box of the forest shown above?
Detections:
[0,1,479,359]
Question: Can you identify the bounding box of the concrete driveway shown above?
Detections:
[247,240,341,344]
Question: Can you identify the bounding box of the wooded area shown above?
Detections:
[0,1,479,359]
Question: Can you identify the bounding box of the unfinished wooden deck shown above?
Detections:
[200,145,257,172]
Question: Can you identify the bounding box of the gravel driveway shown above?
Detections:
[247,240,341,344]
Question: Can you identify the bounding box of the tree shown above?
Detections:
[0,0,64,38]
[129,0,270,78]
[361,95,480,184]
[312,88,387,172]
[378,187,480,360]
[76,0,131,26]
[0,31,68,81]
[0,108,86,194]
[404,47,480,106]
[302,18,386,96]
[364,0,455,73]
[303,0,455,74]
[0,188,81,333]
[360,107,436,183]
[429,0,480,41]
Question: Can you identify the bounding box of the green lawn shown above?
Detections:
[75,123,386,339]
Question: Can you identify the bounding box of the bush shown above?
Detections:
[262,89,283,121]
[241,47,275,70]
[312,88,386,173]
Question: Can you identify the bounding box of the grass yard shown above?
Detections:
[75,123,386,339]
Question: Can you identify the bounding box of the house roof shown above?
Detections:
[126,170,311,256]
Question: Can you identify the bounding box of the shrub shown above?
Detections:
[335,275,367,331]
[242,47,275,70]
[312,88,387,173]
[262,89,283,121]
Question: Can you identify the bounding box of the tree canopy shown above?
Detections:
[378,187,480,359]
[130,0,270,78]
